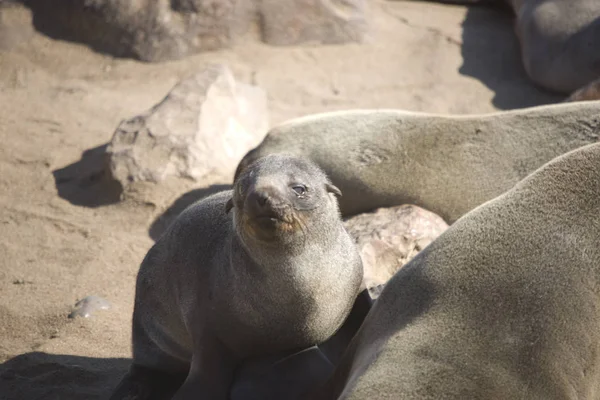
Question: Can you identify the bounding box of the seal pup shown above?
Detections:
[231,289,374,400]
[236,101,600,223]
[109,154,363,400]
[308,142,600,399]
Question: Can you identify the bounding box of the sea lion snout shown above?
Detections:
[232,154,339,242]
[245,185,293,222]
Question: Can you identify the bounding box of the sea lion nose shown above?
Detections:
[248,187,284,210]
[251,190,269,207]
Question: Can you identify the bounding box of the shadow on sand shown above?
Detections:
[19,0,136,60]
[458,5,564,109]
[52,144,123,208]
[0,351,129,400]
[21,0,565,110]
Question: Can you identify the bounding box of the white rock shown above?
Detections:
[343,204,449,299]
[107,64,269,188]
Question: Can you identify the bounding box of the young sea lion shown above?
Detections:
[236,102,600,223]
[309,142,600,399]
[109,154,363,400]
[230,289,374,400]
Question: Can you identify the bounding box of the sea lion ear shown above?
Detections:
[225,198,234,214]
[326,183,342,197]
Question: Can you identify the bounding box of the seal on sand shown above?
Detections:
[428,0,600,96]
[109,154,363,400]
[236,102,600,223]
[309,143,600,399]
[510,0,600,95]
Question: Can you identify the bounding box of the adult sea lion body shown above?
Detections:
[109,154,363,400]
[237,101,600,223]
[309,143,600,399]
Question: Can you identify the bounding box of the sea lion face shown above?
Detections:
[228,154,342,244]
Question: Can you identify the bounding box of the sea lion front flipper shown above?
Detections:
[229,291,373,400]
[171,333,237,400]
[231,346,334,400]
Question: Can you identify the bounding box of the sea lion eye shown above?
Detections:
[292,185,306,196]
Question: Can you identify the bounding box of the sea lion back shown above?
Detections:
[315,143,600,400]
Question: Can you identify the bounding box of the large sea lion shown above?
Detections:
[109,154,363,400]
[236,101,600,223]
[308,142,600,399]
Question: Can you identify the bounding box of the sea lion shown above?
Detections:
[229,205,448,399]
[409,0,600,97]
[109,154,363,400]
[510,0,600,95]
[308,142,600,399]
[236,101,600,223]
[231,289,374,400]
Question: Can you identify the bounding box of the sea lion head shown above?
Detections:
[227,153,342,245]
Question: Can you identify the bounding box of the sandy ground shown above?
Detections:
[0,1,563,399]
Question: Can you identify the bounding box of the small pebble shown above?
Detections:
[367,284,386,300]
[68,295,111,319]
[12,279,33,285]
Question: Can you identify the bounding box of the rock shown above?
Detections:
[22,0,246,62]
[68,295,111,319]
[260,0,368,46]
[232,0,259,37]
[0,1,34,51]
[567,78,600,102]
[22,0,369,60]
[107,64,269,188]
[343,204,449,299]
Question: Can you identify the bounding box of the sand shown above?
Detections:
[0,1,563,398]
